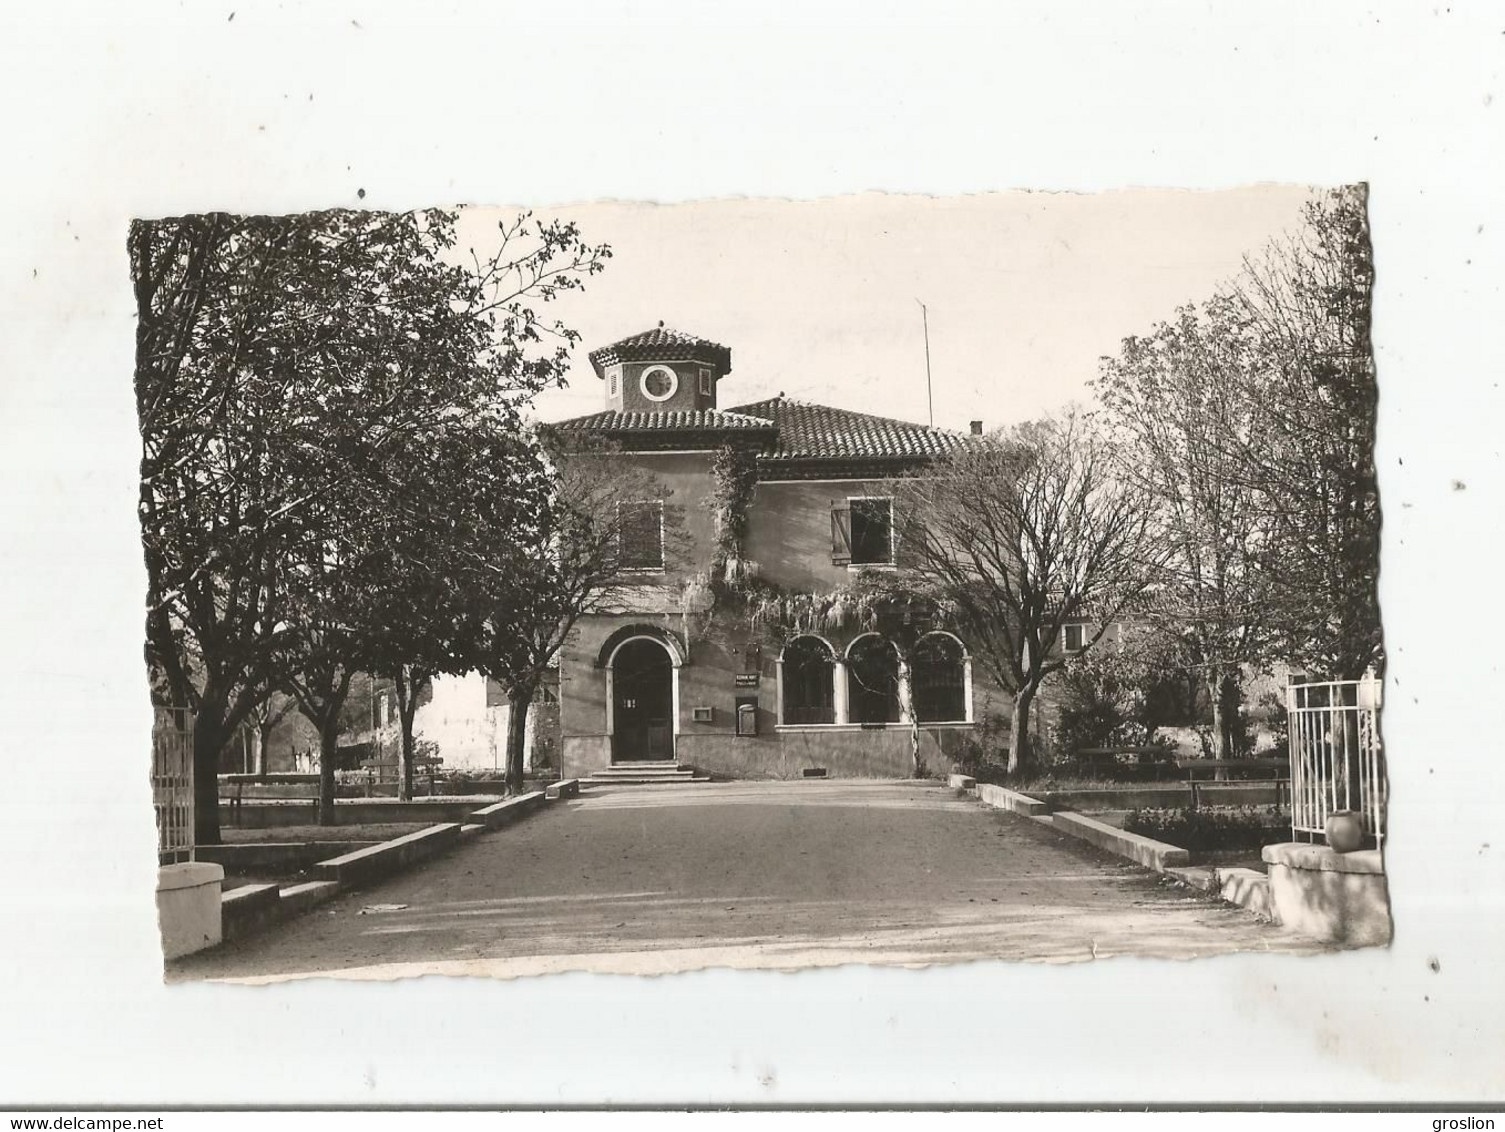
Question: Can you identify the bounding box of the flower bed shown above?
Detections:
[1122,805,1289,853]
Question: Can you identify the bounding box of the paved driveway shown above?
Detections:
[170,780,1316,982]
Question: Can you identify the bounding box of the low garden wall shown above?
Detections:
[1037,784,1285,811]
[1262,842,1392,946]
[220,797,501,828]
[197,841,378,873]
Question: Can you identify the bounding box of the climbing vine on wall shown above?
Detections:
[680,444,959,656]
[706,443,759,574]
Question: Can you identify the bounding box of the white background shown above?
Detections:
[0,0,1501,1108]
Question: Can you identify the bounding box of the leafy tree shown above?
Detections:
[1231,186,1381,681]
[895,411,1162,774]
[131,208,608,842]
[1096,295,1278,756]
[366,419,555,799]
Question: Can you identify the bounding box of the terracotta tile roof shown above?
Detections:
[551,408,776,433]
[726,395,964,462]
[588,324,732,378]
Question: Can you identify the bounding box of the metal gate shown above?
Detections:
[152,706,195,862]
[1286,678,1384,847]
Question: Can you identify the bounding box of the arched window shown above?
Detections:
[912,633,967,723]
[782,636,836,724]
[847,635,901,724]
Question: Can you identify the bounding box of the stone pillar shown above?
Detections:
[774,658,784,725]
[156,861,225,960]
[963,655,974,723]
[833,659,849,725]
[897,660,914,725]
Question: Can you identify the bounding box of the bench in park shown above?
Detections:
[1074,746,1179,781]
[1175,757,1291,809]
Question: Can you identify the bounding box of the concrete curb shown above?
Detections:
[278,880,341,915]
[469,790,548,829]
[1051,811,1190,872]
[313,823,462,886]
[221,883,282,941]
[193,788,566,958]
[974,783,1051,817]
[198,840,378,873]
[546,779,581,800]
[1218,867,1277,920]
[947,773,976,790]
[1166,865,1276,921]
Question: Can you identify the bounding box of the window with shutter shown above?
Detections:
[848,497,894,565]
[830,505,852,565]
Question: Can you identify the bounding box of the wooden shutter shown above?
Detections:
[831,505,852,565]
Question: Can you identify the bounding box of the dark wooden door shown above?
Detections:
[612,639,674,762]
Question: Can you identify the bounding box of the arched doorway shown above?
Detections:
[610,637,676,762]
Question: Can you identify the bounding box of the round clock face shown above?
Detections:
[640,365,678,402]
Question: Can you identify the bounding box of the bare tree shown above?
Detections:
[896,411,1161,774]
[460,444,688,794]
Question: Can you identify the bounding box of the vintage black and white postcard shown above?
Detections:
[2,0,1501,1114]
[138,188,1386,983]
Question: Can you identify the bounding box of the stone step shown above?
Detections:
[581,773,714,787]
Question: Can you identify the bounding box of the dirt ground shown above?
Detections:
[171,779,1317,982]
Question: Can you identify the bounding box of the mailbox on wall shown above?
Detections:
[735,696,758,736]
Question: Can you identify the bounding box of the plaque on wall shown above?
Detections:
[734,673,759,688]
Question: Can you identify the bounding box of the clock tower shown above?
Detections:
[588,323,733,414]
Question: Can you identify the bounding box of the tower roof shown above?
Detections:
[587,323,732,379]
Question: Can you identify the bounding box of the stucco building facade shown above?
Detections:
[551,324,1004,781]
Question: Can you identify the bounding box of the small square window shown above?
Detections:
[1063,624,1085,653]
[698,367,712,396]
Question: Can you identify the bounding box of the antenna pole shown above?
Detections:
[917,299,933,426]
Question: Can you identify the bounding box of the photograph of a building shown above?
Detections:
[135,189,1386,981]
[550,323,985,783]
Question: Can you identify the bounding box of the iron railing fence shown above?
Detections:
[1286,677,1384,848]
[152,706,195,863]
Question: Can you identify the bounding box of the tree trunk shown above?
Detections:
[393,667,428,802]
[317,716,339,826]
[1007,685,1036,776]
[505,688,532,796]
[393,669,411,802]
[398,716,415,802]
[252,725,268,776]
[191,711,227,846]
[1207,668,1229,761]
[1220,674,1242,758]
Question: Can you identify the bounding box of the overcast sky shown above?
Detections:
[456,188,1316,433]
